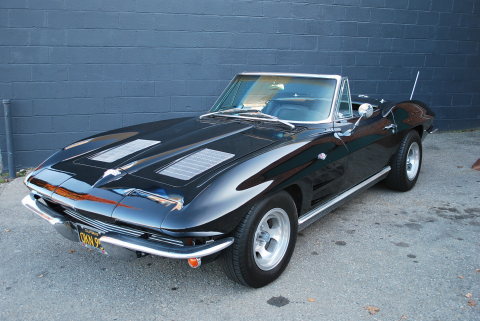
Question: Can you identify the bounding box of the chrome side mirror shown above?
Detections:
[337,103,375,137]
[358,103,374,118]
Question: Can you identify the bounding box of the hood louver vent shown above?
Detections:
[89,139,160,163]
[157,148,234,180]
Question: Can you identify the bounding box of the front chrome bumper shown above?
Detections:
[21,194,234,259]
[426,125,438,134]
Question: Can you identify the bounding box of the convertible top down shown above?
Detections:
[23,72,435,287]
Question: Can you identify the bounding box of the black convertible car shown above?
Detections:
[23,72,435,287]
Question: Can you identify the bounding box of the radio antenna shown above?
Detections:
[410,70,420,100]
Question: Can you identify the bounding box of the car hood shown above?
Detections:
[49,117,283,188]
[25,117,291,232]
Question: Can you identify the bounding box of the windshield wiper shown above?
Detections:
[200,107,241,119]
[240,111,295,129]
[199,108,295,130]
[199,107,259,119]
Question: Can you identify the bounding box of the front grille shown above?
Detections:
[63,209,183,247]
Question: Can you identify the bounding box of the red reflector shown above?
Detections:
[187,258,201,268]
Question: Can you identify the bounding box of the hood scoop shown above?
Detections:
[157,148,234,181]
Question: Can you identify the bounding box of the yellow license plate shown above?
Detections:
[77,226,107,254]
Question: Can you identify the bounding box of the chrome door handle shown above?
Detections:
[384,124,397,133]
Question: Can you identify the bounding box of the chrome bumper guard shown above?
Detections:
[21,194,80,242]
[100,233,233,259]
[21,194,234,259]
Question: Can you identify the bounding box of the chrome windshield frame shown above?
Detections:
[205,72,343,125]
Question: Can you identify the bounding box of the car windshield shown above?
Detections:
[210,75,338,122]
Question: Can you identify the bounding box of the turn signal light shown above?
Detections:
[187,258,201,268]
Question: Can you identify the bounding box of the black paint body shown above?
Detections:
[25,97,434,241]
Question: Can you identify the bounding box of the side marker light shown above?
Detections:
[187,258,201,268]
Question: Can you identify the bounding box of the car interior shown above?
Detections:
[262,95,332,121]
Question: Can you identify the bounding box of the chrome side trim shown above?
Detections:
[298,166,391,230]
[100,233,234,259]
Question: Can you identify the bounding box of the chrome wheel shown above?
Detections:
[406,142,420,181]
[253,208,291,271]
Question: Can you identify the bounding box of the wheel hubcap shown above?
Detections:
[253,208,290,271]
[406,142,420,181]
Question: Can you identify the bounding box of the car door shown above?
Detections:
[307,127,350,208]
[333,78,397,186]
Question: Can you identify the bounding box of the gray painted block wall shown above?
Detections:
[0,0,479,169]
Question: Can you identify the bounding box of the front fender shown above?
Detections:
[160,141,311,234]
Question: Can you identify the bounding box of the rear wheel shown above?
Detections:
[385,130,422,191]
[222,191,297,288]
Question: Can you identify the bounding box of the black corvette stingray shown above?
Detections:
[23,72,435,287]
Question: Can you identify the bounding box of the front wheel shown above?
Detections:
[222,191,297,288]
[385,130,422,191]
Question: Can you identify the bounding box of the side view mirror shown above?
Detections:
[336,103,375,137]
[358,103,374,118]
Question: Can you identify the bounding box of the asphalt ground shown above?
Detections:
[1,131,479,321]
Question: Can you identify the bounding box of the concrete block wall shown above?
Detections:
[0,0,479,168]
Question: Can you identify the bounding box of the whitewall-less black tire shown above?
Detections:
[385,130,422,191]
[222,191,297,288]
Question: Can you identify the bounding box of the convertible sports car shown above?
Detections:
[22,72,435,287]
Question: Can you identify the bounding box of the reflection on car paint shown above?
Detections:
[28,177,133,209]
[64,131,139,150]
[129,189,184,211]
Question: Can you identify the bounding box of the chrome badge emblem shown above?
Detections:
[103,169,122,178]
[317,153,327,160]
